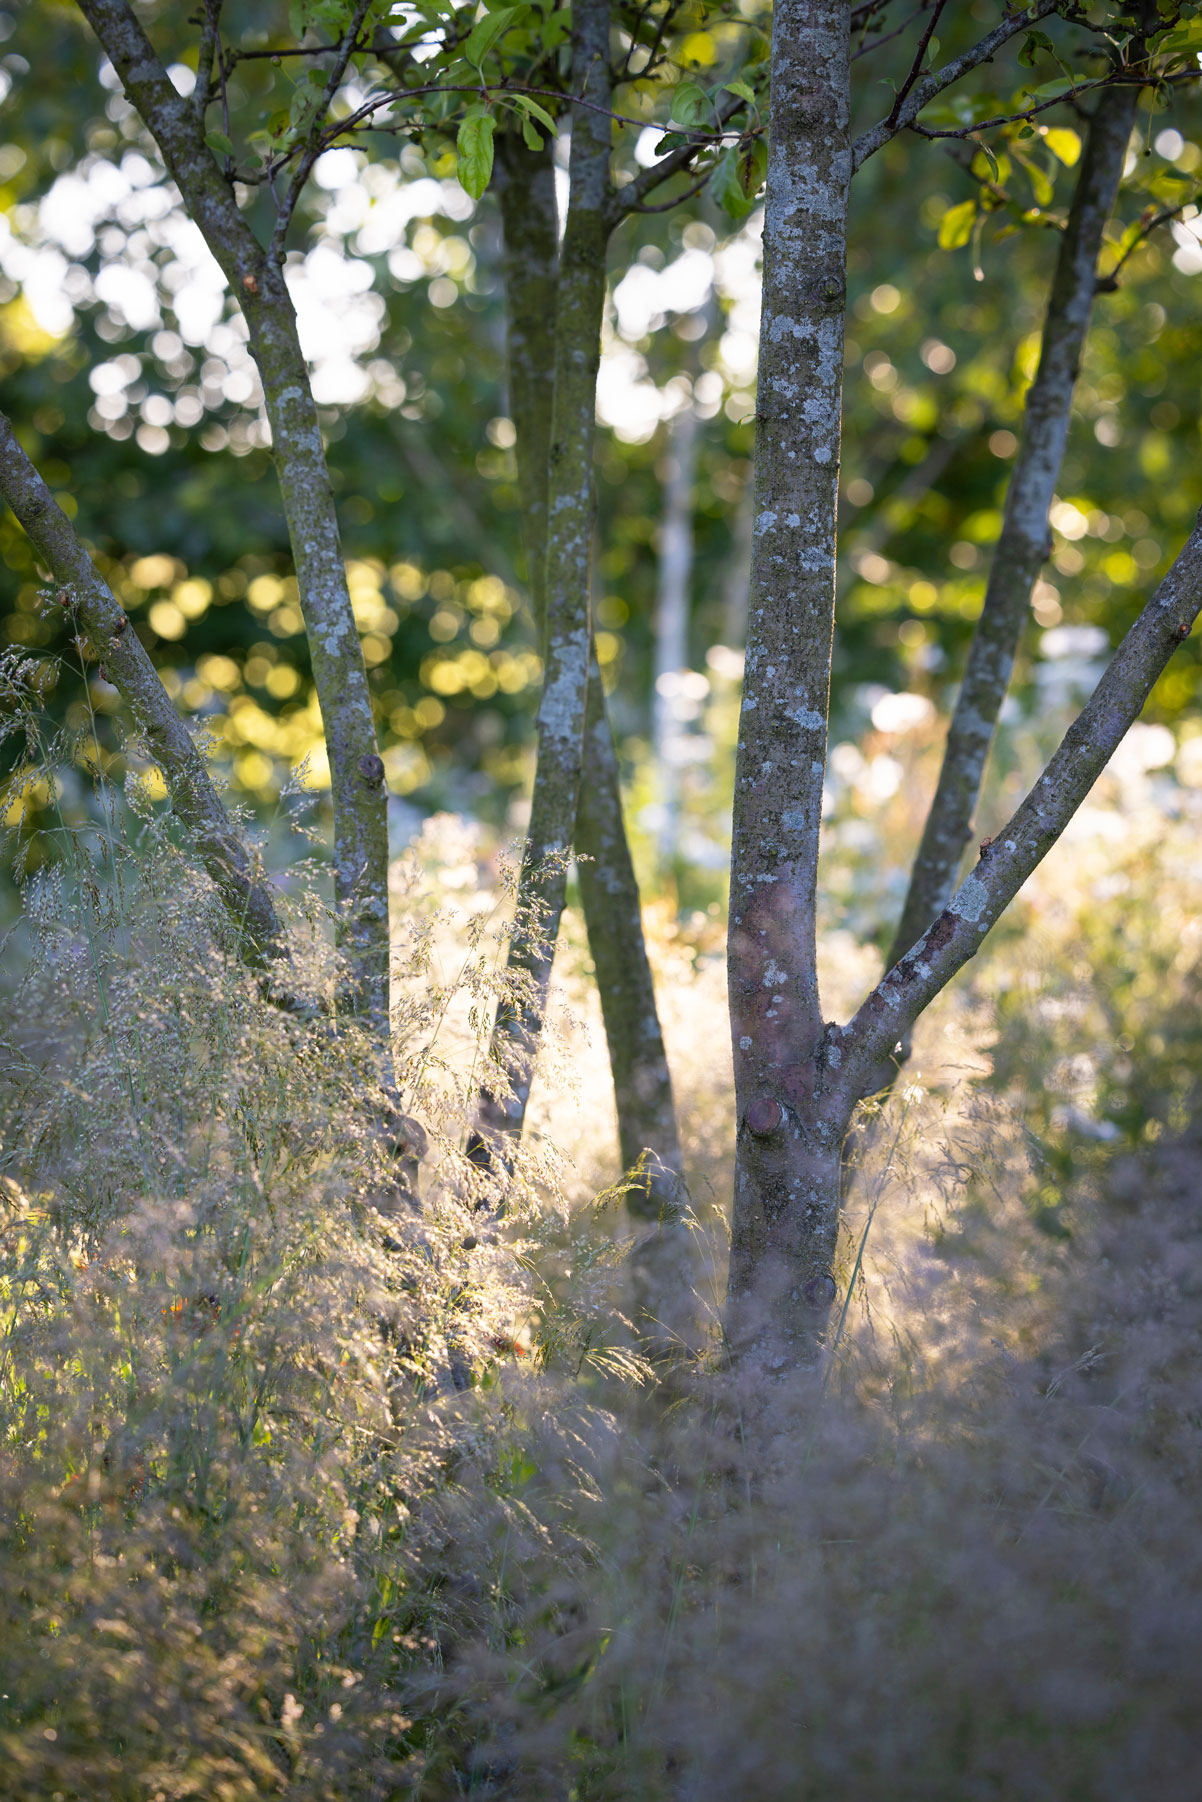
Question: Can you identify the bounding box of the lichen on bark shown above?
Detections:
[725,0,852,1363]
[492,131,684,1218]
[76,0,389,1026]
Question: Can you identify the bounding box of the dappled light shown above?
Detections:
[4,0,1202,1794]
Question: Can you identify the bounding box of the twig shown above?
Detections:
[852,0,934,65]
[885,0,948,127]
[853,0,1062,170]
[271,0,373,255]
[192,0,222,122]
[1100,190,1202,288]
[624,165,712,214]
[613,91,745,218]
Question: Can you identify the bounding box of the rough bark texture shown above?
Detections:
[840,517,1202,1089]
[471,2,615,1159]
[725,0,853,1367]
[494,132,684,1216]
[75,0,389,1022]
[0,411,283,964]
[889,83,1138,965]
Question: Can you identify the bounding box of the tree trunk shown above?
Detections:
[493,131,683,1217]
[653,402,699,872]
[76,0,390,1027]
[888,81,1140,967]
[721,466,755,651]
[0,411,283,966]
[725,0,852,1364]
[574,667,684,1217]
[474,39,685,1220]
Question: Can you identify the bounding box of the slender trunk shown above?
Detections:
[839,517,1202,1091]
[492,130,684,1216]
[471,6,620,1165]
[889,83,1138,966]
[653,404,699,872]
[575,669,684,1215]
[76,0,389,1025]
[725,0,852,1367]
[0,411,283,965]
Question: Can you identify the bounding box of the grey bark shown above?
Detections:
[489,130,683,1219]
[470,0,616,1162]
[653,403,700,871]
[721,467,755,650]
[0,411,283,965]
[890,82,1138,966]
[75,0,389,1023]
[725,0,852,1366]
[839,526,1202,1089]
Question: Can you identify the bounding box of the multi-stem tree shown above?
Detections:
[726,0,1202,1370]
[7,0,1202,1385]
[1,0,756,1214]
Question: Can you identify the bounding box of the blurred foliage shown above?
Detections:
[2,0,1202,868]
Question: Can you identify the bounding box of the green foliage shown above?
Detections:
[456,106,496,198]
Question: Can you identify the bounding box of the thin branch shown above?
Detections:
[852,0,934,65]
[192,0,222,122]
[851,0,895,28]
[0,410,284,965]
[612,92,745,218]
[1100,191,1202,287]
[886,78,1140,970]
[884,0,948,127]
[622,0,680,81]
[908,63,1202,140]
[839,515,1202,1085]
[271,0,373,255]
[852,0,1062,170]
[623,165,712,213]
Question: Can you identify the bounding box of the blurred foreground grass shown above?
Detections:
[2,707,1201,1799]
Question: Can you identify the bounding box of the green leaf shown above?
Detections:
[456,107,496,199]
[1159,19,1202,52]
[653,132,689,156]
[1043,127,1081,167]
[521,116,542,151]
[464,5,525,68]
[973,139,1000,183]
[736,135,767,200]
[713,144,761,220]
[511,92,557,134]
[670,81,710,128]
[1017,152,1054,207]
[205,130,235,159]
[722,77,757,105]
[1018,28,1054,67]
[937,198,977,250]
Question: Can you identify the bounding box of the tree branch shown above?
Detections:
[0,411,283,966]
[75,0,391,1023]
[469,0,615,1169]
[271,0,373,256]
[852,0,1062,171]
[839,519,1202,1086]
[888,78,1139,968]
[610,93,745,220]
[884,0,948,128]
